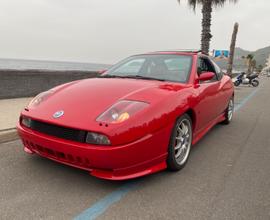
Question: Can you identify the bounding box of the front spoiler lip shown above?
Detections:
[23,144,167,181]
[90,161,166,181]
[18,123,168,181]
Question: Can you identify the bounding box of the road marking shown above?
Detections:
[234,88,259,112]
[74,182,138,220]
[73,88,259,220]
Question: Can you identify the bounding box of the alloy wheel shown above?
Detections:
[174,119,192,165]
[228,99,234,121]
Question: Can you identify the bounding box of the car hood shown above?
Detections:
[24,78,188,132]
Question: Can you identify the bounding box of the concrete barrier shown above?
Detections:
[0,69,99,99]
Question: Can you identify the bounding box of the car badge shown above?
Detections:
[53,110,64,119]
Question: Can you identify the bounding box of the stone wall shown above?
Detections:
[0,69,98,99]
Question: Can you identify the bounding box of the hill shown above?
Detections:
[215,46,270,71]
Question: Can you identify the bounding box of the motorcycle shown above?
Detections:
[234,72,259,87]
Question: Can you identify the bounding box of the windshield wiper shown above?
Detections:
[98,75,123,78]
[98,74,165,81]
[123,75,165,81]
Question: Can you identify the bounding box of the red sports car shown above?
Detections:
[17,51,234,180]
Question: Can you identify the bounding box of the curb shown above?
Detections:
[0,128,18,144]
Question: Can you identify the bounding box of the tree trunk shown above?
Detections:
[250,60,256,73]
[247,60,252,74]
[227,22,239,77]
[201,1,212,55]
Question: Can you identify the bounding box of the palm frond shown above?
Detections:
[177,0,198,11]
[177,0,238,9]
[247,54,254,60]
[211,0,238,8]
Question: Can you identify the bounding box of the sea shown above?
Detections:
[0,58,111,71]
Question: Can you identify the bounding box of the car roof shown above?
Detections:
[142,50,208,56]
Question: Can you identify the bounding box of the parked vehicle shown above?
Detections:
[17,50,234,180]
[234,72,259,87]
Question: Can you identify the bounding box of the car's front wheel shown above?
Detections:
[167,114,192,171]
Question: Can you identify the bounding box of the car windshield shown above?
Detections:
[103,54,193,83]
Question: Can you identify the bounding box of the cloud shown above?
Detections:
[0,0,268,63]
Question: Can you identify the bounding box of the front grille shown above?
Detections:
[22,139,91,169]
[28,119,87,143]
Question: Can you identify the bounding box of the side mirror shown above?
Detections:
[98,69,107,74]
[198,72,215,82]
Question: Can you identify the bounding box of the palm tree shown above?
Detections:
[242,54,256,74]
[250,59,256,73]
[227,22,239,77]
[177,0,238,55]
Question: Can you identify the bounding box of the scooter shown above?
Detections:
[234,72,259,87]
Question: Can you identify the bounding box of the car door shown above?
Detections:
[209,58,231,114]
[194,56,223,132]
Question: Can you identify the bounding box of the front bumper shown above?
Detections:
[17,123,170,180]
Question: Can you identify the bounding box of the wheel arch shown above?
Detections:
[185,108,196,132]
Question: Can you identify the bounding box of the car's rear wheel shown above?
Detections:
[167,114,192,171]
[222,97,234,125]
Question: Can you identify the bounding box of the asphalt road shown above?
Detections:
[1,78,270,220]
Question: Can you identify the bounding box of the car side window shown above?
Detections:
[197,57,218,82]
[210,59,224,80]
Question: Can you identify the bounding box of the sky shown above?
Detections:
[0,0,269,64]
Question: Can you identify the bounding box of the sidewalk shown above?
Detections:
[0,97,32,143]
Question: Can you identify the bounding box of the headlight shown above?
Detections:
[96,100,149,124]
[86,132,111,145]
[21,116,32,128]
[28,90,54,108]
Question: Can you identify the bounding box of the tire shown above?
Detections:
[167,114,192,171]
[234,80,240,87]
[222,97,234,125]
[251,79,259,87]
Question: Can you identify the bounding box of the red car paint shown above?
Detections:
[17,51,234,180]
